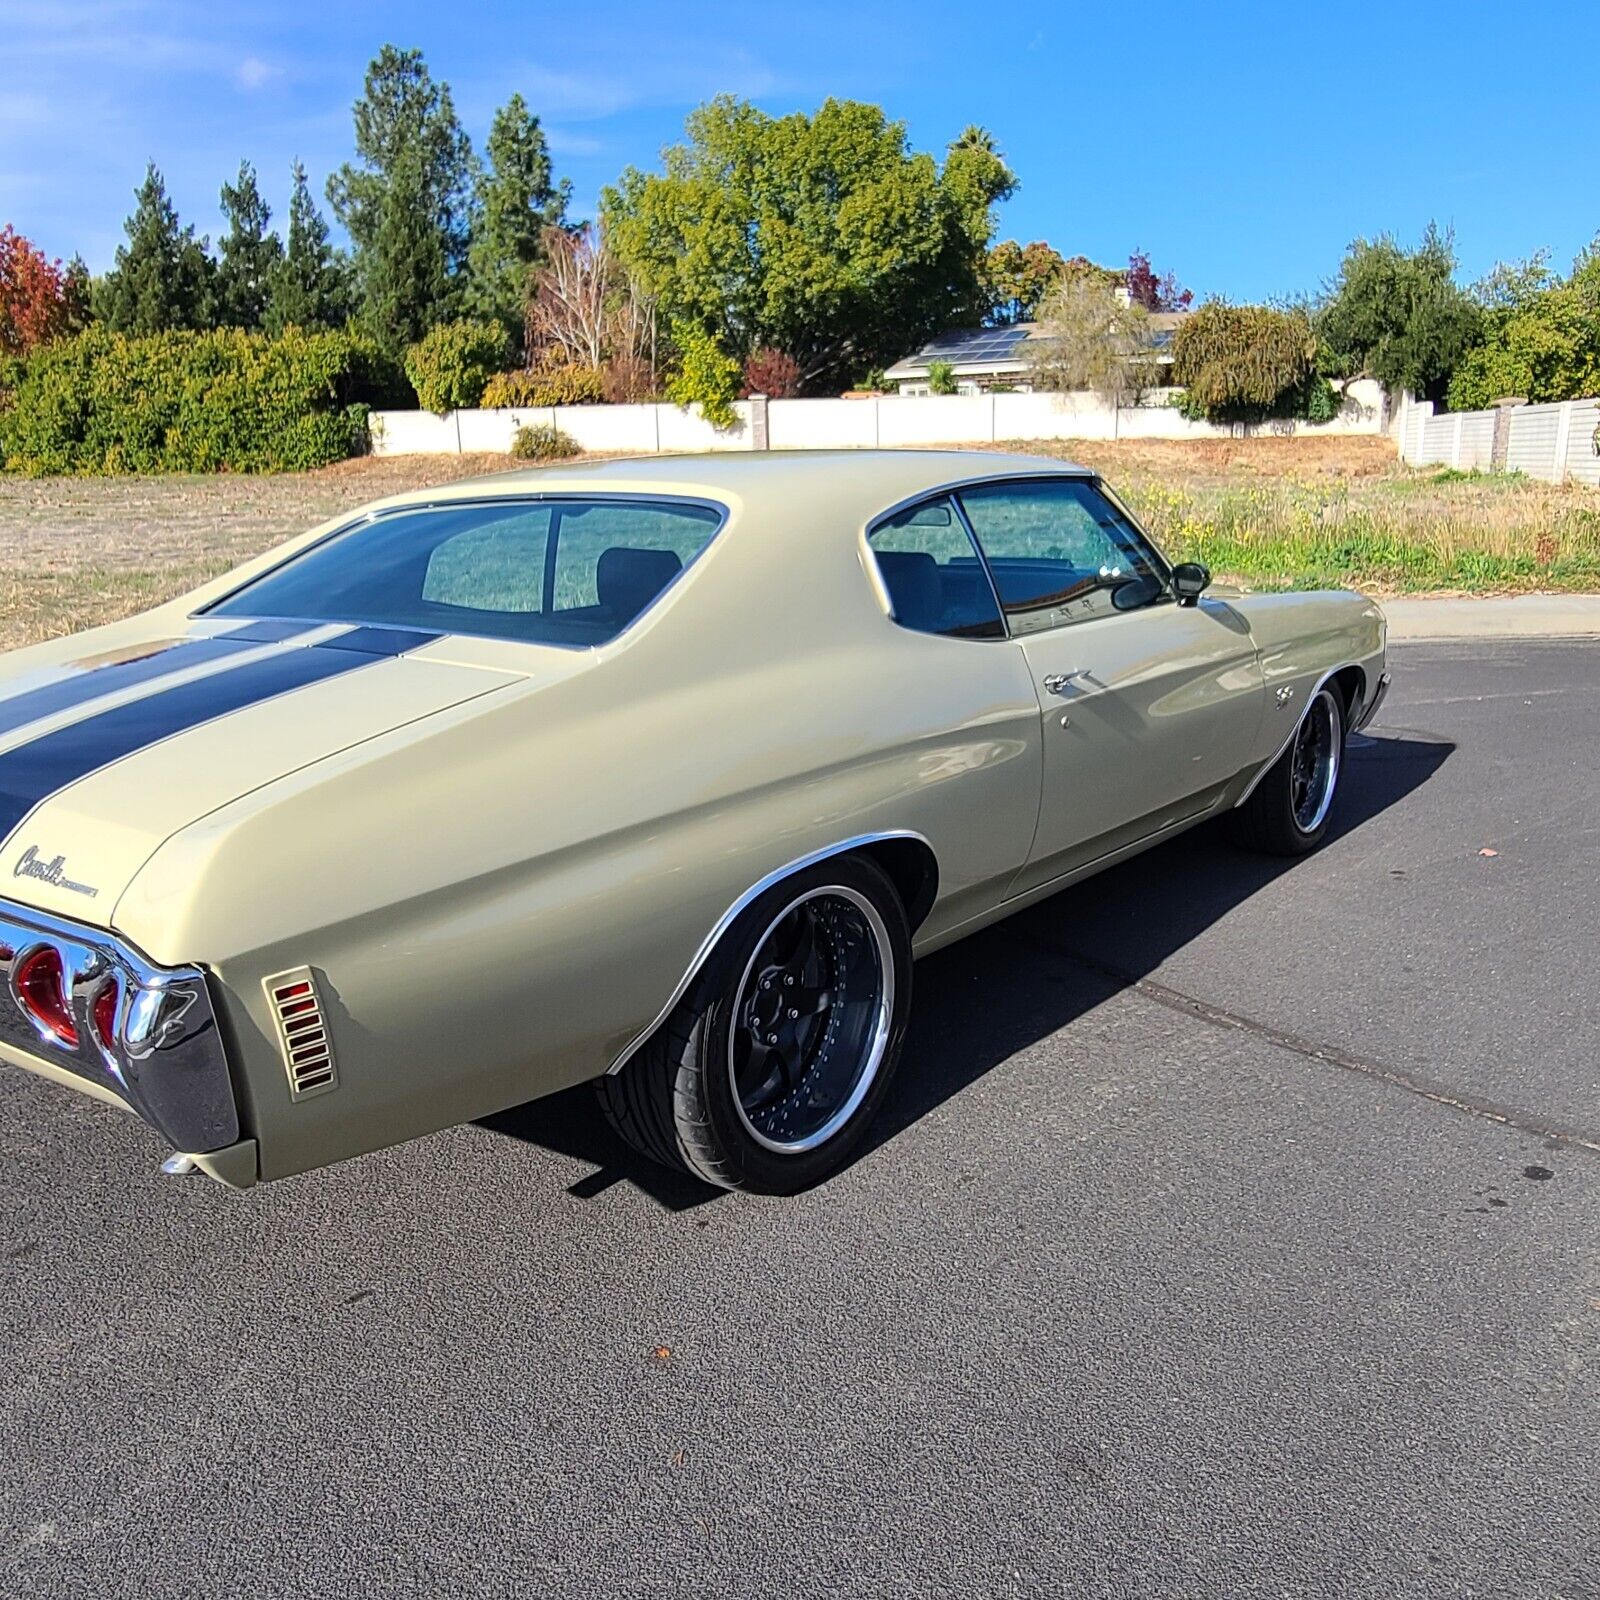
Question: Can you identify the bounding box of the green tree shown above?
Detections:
[466,93,570,342]
[1172,302,1322,423]
[1023,277,1156,407]
[1449,241,1600,409]
[985,240,1066,324]
[603,96,1015,392]
[265,161,351,333]
[666,320,740,427]
[1318,225,1481,403]
[327,45,476,356]
[214,160,283,330]
[95,162,215,333]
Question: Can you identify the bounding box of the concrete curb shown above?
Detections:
[1381,595,1600,641]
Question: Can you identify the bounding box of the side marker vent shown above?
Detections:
[264,966,337,1101]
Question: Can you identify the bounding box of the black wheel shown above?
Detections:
[597,854,912,1193]
[1228,684,1345,856]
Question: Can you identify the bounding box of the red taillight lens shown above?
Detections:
[14,946,78,1047]
[92,980,120,1055]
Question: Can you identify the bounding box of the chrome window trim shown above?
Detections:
[606,829,933,1076]
[197,492,731,653]
[862,492,1009,642]
[952,475,1174,638]
[0,897,238,1152]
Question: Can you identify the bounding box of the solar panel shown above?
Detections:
[910,325,1030,363]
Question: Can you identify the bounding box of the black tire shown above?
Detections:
[1227,684,1346,856]
[597,854,912,1194]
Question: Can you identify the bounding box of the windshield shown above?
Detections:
[206,496,725,648]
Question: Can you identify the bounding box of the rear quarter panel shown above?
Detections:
[118,492,1045,1181]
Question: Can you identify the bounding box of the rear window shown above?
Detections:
[207,497,724,648]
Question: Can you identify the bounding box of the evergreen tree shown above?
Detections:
[327,45,476,355]
[466,93,570,342]
[265,161,351,332]
[215,160,283,330]
[95,162,214,333]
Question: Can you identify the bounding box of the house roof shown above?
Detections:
[885,312,1188,381]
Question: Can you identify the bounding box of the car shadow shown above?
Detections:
[479,729,1454,1212]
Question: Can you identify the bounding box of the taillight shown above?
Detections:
[92,979,120,1055]
[14,946,78,1047]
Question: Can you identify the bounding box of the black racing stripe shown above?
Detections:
[214,619,320,644]
[0,643,380,844]
[317,626,441,656]
[0,621,318,740]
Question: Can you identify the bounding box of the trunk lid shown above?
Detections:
[0,621,540,926]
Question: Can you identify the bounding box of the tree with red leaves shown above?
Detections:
[1125,250,1193,313]
[741,345,801,398]
[0,227,82,356]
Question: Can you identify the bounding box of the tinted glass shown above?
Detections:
[957,479,1166,635]
[209,498,723,647]
[868,498,1005,640]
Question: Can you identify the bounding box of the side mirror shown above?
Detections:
[1171,561,1211,607]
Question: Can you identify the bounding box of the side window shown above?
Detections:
[957,479,1166,635]
[868,497,1005,641]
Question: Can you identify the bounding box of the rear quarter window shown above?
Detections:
[209,497,724,648]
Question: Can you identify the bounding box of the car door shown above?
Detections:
[955,477,1264,895]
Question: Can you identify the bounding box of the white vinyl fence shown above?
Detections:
[1398,394,1600,485]
[370,380,1388,459]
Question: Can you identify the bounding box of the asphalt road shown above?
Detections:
[2,639,1597,1600]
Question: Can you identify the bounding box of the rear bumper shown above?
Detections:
[0,898,241,1157]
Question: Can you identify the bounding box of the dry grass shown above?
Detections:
[990,436,1600,597]
[0,438,1595,649]
[0,455,524,649]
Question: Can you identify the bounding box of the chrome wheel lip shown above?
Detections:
[1291,688,1341,834]
[728,884,894,1156]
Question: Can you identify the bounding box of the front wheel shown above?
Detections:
[597,854,912,1193]
[1228,684,1345,856]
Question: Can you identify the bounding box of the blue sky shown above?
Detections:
[3,0,1594,302]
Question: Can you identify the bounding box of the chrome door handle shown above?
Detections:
[1042,671,1086,695]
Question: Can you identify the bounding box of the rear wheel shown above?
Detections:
[598,854,912,1193]
[1228,685,1345,856]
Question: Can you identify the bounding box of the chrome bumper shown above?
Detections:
[0,899,238,1153]
[1350,670,1391,734]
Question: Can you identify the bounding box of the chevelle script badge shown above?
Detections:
[13,845,99,898]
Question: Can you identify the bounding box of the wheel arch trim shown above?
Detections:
[1234,663,1363,809]
[605,829,935,1076]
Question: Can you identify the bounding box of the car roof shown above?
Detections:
[369,449,1095,518]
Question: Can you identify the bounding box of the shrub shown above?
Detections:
[403,318,509,414]
[666,323,740,429]
[529,358,604,405]
[0,325,386,475]
[1299,376,1340,424]
[1172,303,1318,424]
[481,359,607,409]
[601,353,656,403]
[741,346,801,398]
[927,359,957,395]
[511,421,580,461]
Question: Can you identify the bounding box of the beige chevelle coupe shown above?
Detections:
[0,450,1387,1193]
